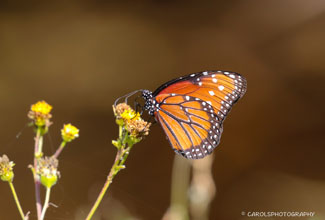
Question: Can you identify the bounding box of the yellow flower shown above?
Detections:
[120,109,140,121]
[28,101,53,127]
[0,155,15,182]
[114,103,140,121]
[114,103,151,139]
[31,101,52,115]
[61,123,79,142]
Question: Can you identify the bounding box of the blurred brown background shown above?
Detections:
[0,0,325,219]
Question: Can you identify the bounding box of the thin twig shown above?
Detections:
[85,104,147,220]
[40,187,51,220]
[85,130,134,220]
[52,141,66,159]
[33,128,43,220]
[8,181,26,220]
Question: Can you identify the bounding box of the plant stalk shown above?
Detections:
[33,127,43,220]
[52,141,67,159]
[8,181,26,220]
[40,187,51,220]
[85,127,133,220]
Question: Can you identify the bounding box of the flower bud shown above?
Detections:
[61,124,79,142]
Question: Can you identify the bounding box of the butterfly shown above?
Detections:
[117,70,247,159]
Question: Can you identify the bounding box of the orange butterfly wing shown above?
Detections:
[153,71,246,159]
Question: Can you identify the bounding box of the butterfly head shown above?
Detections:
[142,90,156,116]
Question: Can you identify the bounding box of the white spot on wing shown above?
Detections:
[212,78,217,83]
[185,96,190,100]
[198,82,202,86]
[218,85,224,91]
[209,90,215,96]
[229,74,235,79]
[203,71,208,75]
[190,73,195,77]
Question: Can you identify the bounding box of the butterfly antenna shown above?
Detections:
[114,89,143,107]
[134,95,144,115]
[124,89,143,105]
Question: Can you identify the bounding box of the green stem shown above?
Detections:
[37,134,44,156]
[119,144,133,165]
[34,128,41,157]
[40,187,51,220]
[52,141,67,158]
[119,124,123,138]
[85,126,133,220]
[85,151,121,220]
[8,181,26,220]
[34,127,43,220]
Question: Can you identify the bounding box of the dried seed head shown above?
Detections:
[114,103,151,139]
[0,155,15,182]
[37,157,59,188]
